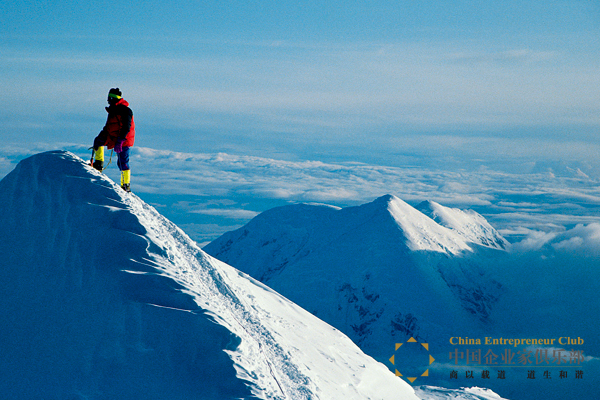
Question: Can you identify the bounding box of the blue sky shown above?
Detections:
[2,1,599,168]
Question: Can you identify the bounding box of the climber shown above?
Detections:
[91,88,136,192]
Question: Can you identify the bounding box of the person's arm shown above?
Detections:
[93,127,108,150]
[118,106,133,141]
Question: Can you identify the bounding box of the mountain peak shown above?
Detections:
[205,194,507,362]
[360,195,507,253]
[415,200,508,250]
[373,194,473,254]
[0,151,420,400]
[373,193,398,203]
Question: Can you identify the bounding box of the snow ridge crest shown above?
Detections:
[371,194,506,254]
[0,151,421,400]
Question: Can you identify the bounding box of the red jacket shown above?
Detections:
[94,99,135,149]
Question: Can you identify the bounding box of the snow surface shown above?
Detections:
[204,195,507,362]
[414,386,510,400]
[5,151,596,400]
[205,194,600,400]
[386,196,473,254]
[415,201,509,251]
[0,151,423,399]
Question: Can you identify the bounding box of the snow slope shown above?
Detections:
[0,151,421,400]
[204,194,600,400]
[204,195,506,362]
[415,201,508,251]
[414,386,510,400]
[383,196,473,254]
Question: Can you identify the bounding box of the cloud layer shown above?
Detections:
[4,144,599,246]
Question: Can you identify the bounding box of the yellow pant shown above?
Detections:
[94,147,130,186]
[94,146,104,162]
[121,170,130,186]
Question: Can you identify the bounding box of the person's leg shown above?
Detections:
[92,146,104,171]
[121,170,131,191]
[117,147,131,192]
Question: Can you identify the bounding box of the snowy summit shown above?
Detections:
[415,200,508,251]
[0,151,421,399]
[205,194,507,362]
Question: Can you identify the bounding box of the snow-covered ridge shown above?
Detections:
[205,194,508,366]
[371,195,508,253]
[0,151,421,400]
[415,200,509,250]
[414,386,510,400]
[382,195,473,254]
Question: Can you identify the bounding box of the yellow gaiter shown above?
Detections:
[121,170,131,186]
[94,146,105,162]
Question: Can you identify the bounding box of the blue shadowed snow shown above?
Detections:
[0,151,254,399]
[0,151,427,400]
[205,191,600,400]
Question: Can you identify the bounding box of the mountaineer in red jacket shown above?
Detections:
[92,88,136,192]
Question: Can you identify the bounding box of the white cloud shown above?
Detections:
[3,145,600,245]
[512,229,560,252]
[549,223,600,253]
[191,209,260,220]
[552,236,585,250]
[126,147,600,228]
